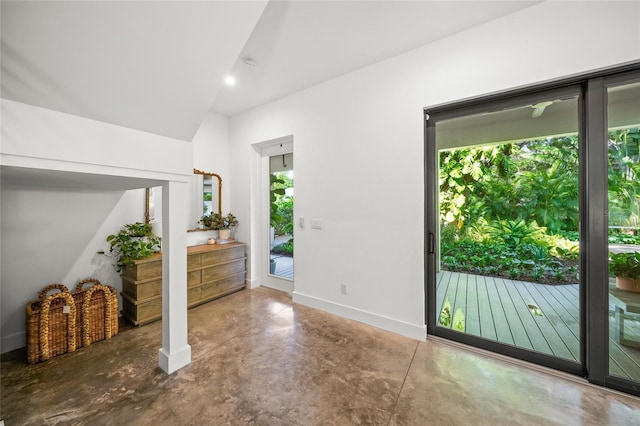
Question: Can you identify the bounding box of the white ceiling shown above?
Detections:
[212,1,540,116]
[0,1,268,141]
[1,0,540,142]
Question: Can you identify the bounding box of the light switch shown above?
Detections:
[311,219,323,229]
[299,217,305,229]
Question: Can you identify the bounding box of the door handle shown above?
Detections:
[428,233,435,254]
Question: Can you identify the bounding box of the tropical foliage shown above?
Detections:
[440,129,639,284]
[271,171,294,256]
[609,251,640,279]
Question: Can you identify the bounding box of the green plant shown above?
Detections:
[273,197,294,235]
[99,222,161,272]
[199,212,237,230]
[200,212,223,230]
[609,252,640,279]
[485,219,545,248]
[272,238,294,256]
[270,174,286,228]
[223,213,238,229]
[440,230,579,284]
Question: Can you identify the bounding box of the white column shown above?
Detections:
[158,180,191,373]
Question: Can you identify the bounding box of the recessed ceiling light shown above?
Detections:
[224,76,236,86]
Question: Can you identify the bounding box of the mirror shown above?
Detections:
[145,169,222,231]
[189,168,222,230]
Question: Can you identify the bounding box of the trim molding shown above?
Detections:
[246,278,260,289]
[292,291,426,341]
[262,280,294,294]
[158,344,192,374]
[1,331,25,354]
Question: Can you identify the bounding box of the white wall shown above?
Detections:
[191,110,232,215]
[1,99,192,179]
[183,110,234,247]
[0,186,144,352]
[229,2,640,340]
[1,100,193,353]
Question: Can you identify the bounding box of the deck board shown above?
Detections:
[503,278,553,354]
[485,276,514,344]
[512,280,574,360]
[518,281,579,361]
[465,274,481,337]
[494,277,531,349]
[454,273,469,331]
[436,270,452,325]
[476,275,497,340]
[435,271,640,382]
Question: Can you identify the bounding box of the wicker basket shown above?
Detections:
[73,278,119,347]
[26,284,77,364]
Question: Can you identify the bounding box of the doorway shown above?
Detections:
[427,87,583,374]
[269,153,294,280]
[425,64,640,397]
[252,135,294,294]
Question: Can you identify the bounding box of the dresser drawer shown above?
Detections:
[200,272,246,300]
[202,259,245,282]
[122,277,162,300]
[201,245,245,266]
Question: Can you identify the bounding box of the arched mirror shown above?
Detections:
[189,168,222,230]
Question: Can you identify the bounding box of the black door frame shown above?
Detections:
[424,62,640,396]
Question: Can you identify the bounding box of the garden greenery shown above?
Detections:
[440,129,640,284]
[270,172,294,256]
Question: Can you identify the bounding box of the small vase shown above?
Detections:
[219,229,231,240]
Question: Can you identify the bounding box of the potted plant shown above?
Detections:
[219,213,238,240]
[609,251,640,292]
[199,212,223,239]
[99,222,161,272]
[199,212,238,241]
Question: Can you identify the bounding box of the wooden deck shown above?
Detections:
[271,255,294,279]
[436,271,640,382]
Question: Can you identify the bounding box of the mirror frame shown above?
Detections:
[193,168,222,217]
[145,169,223,226]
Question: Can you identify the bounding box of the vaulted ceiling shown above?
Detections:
[1,1,539,141]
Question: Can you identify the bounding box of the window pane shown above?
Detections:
[607,81,640,383]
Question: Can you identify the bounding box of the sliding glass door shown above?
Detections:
[425,65,640,396]
[607,77,640,387]
[427,88,583,373]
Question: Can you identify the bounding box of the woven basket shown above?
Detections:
[73,278,119,347]
[26,284,77,364]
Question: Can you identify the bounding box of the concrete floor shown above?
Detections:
[2,287,640,425]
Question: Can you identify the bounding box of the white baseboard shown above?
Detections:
[262,279,294,294]
[1,331,25,354]
[292,291,426,341]
[246,278,260,289]
[158,344,192,374]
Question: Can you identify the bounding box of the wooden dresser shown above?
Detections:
[120,242,246,325]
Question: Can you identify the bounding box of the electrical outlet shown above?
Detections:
[340,283,347,295]
[311,219,323,229]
